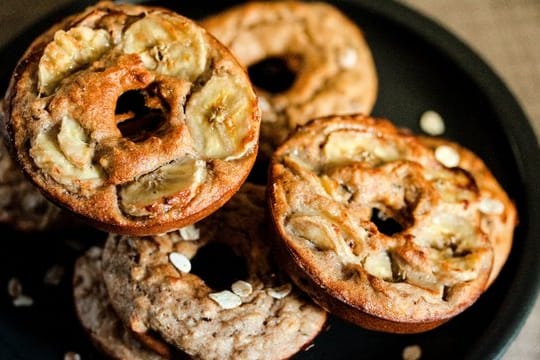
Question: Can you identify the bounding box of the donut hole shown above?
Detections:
[115,89,168,142]
[190,243,248,291]
[248,55,300,94]
[370,208,410,236]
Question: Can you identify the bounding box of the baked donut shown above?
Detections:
[0,134,63,231]
[268,115,501,333]
[73,246,166,360]
[202,1,377,157]
[101,183,327,359]
[3,2,260,235]
[418,136,517,287]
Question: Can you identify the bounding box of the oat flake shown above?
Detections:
[169,252,191,273]
[268,283,292,299]
[419,110,445,135]
[434,145,460,167]
[231,280,253,297]
[209,290,242,309]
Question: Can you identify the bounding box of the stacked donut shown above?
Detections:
[0,1,516,359]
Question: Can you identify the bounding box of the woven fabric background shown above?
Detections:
[1,0,539,359]
[403,2,540,358]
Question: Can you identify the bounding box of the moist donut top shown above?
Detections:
[269,115,501,329]
[102,183,327,360]
[3,2,260,235]
[202,1,377,156]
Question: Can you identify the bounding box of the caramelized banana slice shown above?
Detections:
[122,14,207,80]
[30,127,103,193]
[185,74,254,159]
[38,26,111,95]
[120,158,206,217]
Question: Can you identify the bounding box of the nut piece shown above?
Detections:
[419,110,445,135]
[169,252,191,273]
[479,197,505,215]
[209,290,242,309]
[179,224,200,241]
[434,145,460,168]
[231,280,253,297]
[267,283,293,299]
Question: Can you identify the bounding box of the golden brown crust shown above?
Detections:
[418,136,517,287]
[4,2,260,235]
[202,1,377,157]
[102,183,327,359]
[268,115,501,333]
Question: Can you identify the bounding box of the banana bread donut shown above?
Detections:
[0,133,64,231]
[202,1,377,157]
[3,2,260,235]
[268,115,501,333]
[418,136,517,287]
[73,246,166,360]
[101,183,327,359]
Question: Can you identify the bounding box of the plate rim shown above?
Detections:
[1,1,539,359]
[340,0,540,358]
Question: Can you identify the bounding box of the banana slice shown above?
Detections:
[57,115,94,168]
[38,26,111,96]
[122,14,207,80]
[30,128,104,193]
[119,158,206,217]
[185,74,253,159]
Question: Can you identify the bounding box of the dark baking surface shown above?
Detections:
[1,1,539,359]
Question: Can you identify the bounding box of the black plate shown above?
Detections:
[1,1,539,359]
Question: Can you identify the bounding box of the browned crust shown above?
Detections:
[418,136,517,287]
[3,2,260,236]
[268,114,500,333]
[202,1,378,157]
[102,183,327,359]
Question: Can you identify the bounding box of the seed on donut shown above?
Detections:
[208,290,242,309]
[434,145,460,168]
[419,110,445,135]
[38,27,111,96]
[479,197,505,215]
[267,283,292,299]
[169,252,191,274]
[338,48,358,69]
[63,351,81,360]
[179,225,200,241]
[231,280,253,297]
